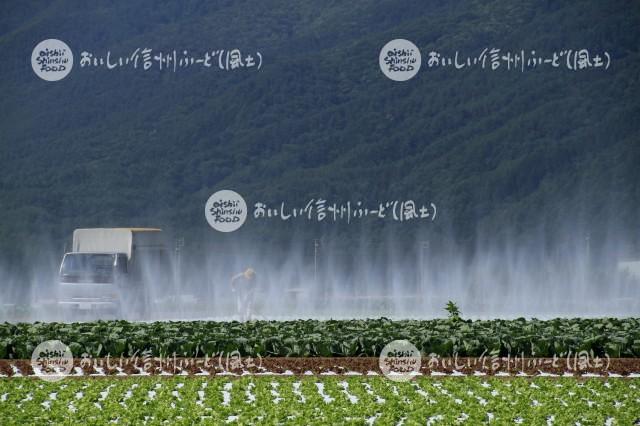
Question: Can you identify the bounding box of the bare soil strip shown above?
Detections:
[2,357,640,378]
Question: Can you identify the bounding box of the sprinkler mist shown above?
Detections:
[0,229,638,322]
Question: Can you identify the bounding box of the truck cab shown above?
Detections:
[58,252,128,315]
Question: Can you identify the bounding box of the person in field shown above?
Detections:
[231,267,256,321]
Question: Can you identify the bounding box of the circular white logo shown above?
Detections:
[31,340,74,382]
[31,39,73,81]
[379,339,422,382]
[379,39,421,81]
[205,190,248,232]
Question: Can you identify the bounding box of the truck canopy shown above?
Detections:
[72,228,163,260]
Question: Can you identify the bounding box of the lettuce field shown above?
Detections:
[2,376,639,425]
[1,318,640,424]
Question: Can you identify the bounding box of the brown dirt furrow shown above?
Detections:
[1,357,639,377]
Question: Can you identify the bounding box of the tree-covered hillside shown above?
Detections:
[0,0,639,266]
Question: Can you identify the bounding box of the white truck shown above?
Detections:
[58,228,170,319]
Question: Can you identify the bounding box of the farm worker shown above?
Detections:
[231,267,256,321]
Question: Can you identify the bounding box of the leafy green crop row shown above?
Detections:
[1,376,638,425]
[1,317,640,359]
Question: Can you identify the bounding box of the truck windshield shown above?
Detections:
[60,253,117,282]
